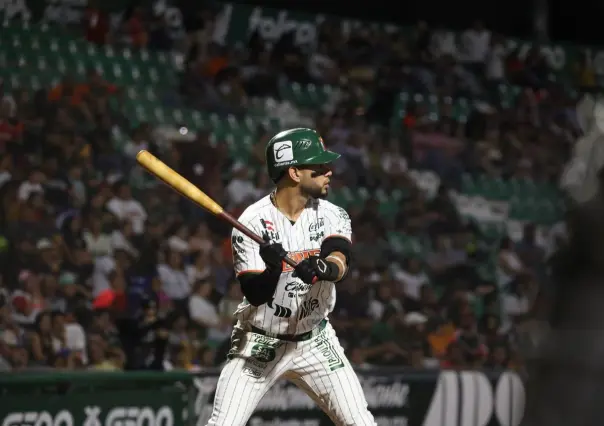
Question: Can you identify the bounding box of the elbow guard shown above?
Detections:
[320,236,352,282]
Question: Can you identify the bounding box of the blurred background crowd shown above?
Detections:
[0,0,591,374]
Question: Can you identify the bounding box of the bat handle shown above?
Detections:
[221,210,299,268]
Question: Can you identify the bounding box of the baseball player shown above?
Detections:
[206,128,376,425]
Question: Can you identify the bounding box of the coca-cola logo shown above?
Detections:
[308,218,324,232]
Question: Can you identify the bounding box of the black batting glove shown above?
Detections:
[293,259,317,284]
[294,256,339,284]
[259,234,287,271]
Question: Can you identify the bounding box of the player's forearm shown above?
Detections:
[325,251,348,281]
[320,236,351,282]
[238,267,281,306]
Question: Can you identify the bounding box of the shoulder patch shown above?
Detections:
[337,207,350,221]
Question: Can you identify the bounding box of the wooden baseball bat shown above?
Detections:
[136,150,298,268]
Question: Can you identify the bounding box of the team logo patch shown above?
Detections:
[260,219,280,242]
[284,281,312,298]
[251,344,276,363]
[273,140,294,163]
[298,298,319,320]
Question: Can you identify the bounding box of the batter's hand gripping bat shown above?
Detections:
[136,150,298,269]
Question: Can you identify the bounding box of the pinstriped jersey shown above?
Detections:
[231,194,352,335]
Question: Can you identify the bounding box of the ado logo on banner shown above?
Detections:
[423,371,525,426]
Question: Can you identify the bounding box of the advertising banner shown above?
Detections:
[0,372,194,426]
[191,368,525,426]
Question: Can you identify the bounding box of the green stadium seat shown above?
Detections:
[461,173,479,196]
[477,176,512,200]
[509,178,539,199]
[453,98,471,122]
[328,187,356,209]
[375,189,399,220]
[479,221,505,240]
[498,84,522,108]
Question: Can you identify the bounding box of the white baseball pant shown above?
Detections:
[205,320,376,426]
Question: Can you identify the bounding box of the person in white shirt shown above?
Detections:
[226,162,258,208]
[91,255,116,297]
[157,249,190,301]
[460,20,491,65]
[106,182,147,235]
[188,279,231,345]
[0,155,12,189]
[381,142,408,176]
[186,251,212,285]
[500,276,536,332]
[393,257,431,301]
[368,283,404,321]
[17,169,45,202]
[83,217,113,258]
[496,237,525,292]
[123,125,150,158]
[431,28,458,59]
[110,221,139,258]
[486,36,506,82]
[188,222,213,255]
[167,223,190,254]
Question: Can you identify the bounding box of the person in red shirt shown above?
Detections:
[0,101,23,153]
[124,6,148,48]
[83,0,110,45]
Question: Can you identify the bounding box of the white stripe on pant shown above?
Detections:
[206,322,376,426]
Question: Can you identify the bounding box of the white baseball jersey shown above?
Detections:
[231,194,352,336]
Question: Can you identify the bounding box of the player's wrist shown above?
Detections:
[315,257,340,282]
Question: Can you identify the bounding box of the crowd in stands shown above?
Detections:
[0,4,581,373]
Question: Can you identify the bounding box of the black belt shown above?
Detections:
[250,319,327,342]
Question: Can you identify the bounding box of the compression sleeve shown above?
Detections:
[237,267,281,307]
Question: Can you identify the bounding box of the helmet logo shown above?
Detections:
[273,141,294,163]
[296,139,312,149]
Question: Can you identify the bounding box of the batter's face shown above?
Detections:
[296,164,332,199]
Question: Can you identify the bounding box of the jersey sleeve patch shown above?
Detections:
[327,207,352,241]
[232,223,265,275]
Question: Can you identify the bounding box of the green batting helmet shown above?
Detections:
[265,128,340,182]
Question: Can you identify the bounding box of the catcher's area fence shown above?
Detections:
[0,369,524,426]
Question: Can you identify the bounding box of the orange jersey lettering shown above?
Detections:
[282,249,320,272]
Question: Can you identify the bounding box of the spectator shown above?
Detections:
[188,279,230,347]
[121,6,149,48]
[188,222,213,255]
[496,237,525,292]
[83,0,110,45]
[368,282,403,321]
[157,249,190,303]
[106,182,147,235]
[28,311,59,366]
[167,222,191,254]
[186,251,211,285]
[226,163,258,208]
[500,275,538,332]
[83,216,112,258]
[393,257,431,302]
[17,169,45,202]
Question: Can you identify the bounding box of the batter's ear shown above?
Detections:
[287,166,302,183]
